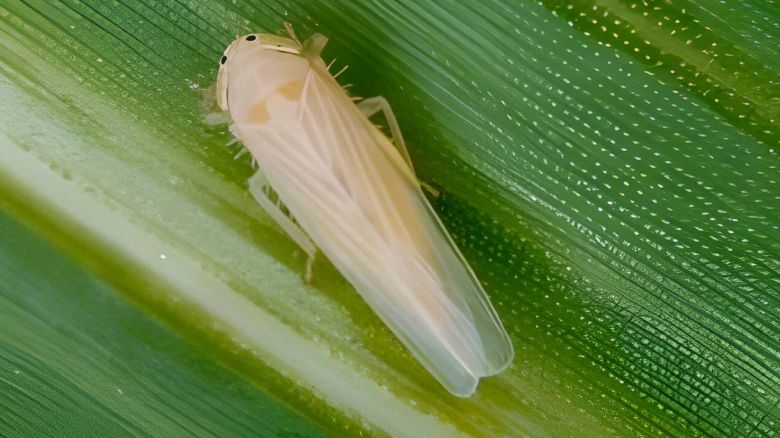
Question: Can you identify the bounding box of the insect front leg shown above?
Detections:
[248,170,318,282]
[201,84,232,125]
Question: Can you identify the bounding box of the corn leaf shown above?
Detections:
[1,1,777,436]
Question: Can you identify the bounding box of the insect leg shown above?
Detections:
[302,33,328,60]
[248,170,318,281]
[357,97,414,174]
[203,111,232,125]
[358,97,442,198]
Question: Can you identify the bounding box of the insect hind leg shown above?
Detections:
[357,96,414,175]
[248,171,318,281]
[358,97,440,197]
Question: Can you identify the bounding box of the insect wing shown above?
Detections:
[234,56,513,396]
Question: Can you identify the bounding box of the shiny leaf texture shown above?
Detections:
[0,209,327,437]
[0,1,777,436]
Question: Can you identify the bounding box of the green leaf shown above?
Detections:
[0,209,327,437]
[1,1,777,436]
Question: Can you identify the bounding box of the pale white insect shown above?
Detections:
[212,25,513,397]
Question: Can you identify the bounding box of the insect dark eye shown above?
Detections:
[220,55,227,65]
[246,35,257,41]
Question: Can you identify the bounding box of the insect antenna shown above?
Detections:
[283,22,301,46]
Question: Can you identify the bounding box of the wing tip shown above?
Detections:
[442,340,515,398]
[485,347,515,378]
[486,335,516,375]
[446,375,480,398]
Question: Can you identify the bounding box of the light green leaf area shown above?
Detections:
[0,209,327,437]
[0,1,777,437]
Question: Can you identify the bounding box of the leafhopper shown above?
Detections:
[213,25,513,396]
